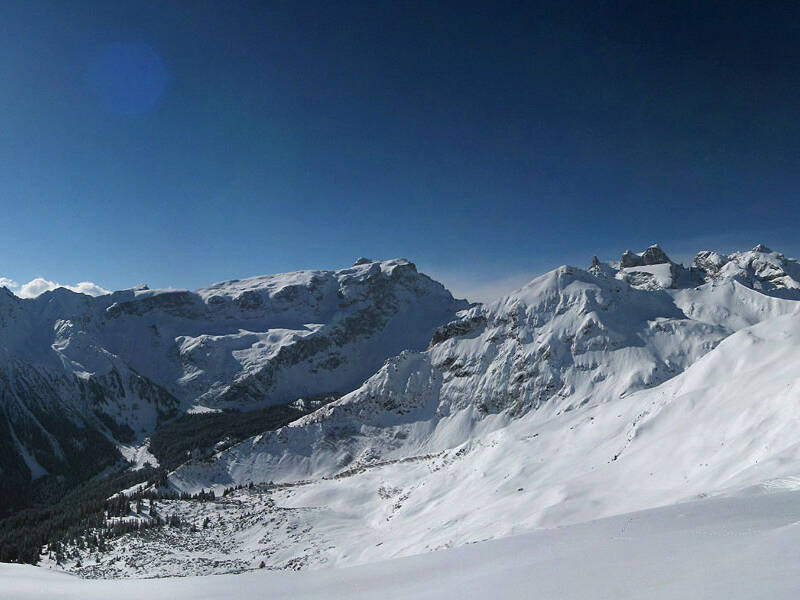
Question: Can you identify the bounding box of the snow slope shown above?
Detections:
[8,489,800,599]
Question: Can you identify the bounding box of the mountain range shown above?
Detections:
[2,244,800,581]
[0,258,465,514]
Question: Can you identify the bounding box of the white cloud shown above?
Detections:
[71,281,111,296]
[0,277,18,289]
[11,277,110,299]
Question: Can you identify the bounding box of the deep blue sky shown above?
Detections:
[2,2,799,300]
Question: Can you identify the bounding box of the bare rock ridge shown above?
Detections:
[620,244,672,268]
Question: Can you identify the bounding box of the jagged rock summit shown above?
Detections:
[598,244,683,290]
[620,244,672,268]
[589,243,800,296]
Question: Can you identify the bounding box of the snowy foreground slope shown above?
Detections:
[7,490,800,599]
[45,245,800,579]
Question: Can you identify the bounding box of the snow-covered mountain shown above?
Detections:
[0,259,467,506]
[106,258,466,409]
[11,244,800,580]
[64,243,797,578]
[169,245,800,493]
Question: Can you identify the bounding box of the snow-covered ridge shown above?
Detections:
[693,244,800,297]
[0,258,466,491]
[593,243,800,295]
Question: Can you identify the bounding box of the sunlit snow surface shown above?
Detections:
[6,490,800,599]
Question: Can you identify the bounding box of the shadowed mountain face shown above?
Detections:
[0,259,467,514]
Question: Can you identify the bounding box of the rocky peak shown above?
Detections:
[692,245,800,297]
[641,244,671,265]
[620,249,639,268]
[607,245,681,290]
[693,250,727,276]
[620,245,672,268]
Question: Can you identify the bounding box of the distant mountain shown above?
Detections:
[607,243,800,296]
[0,259,467,513]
